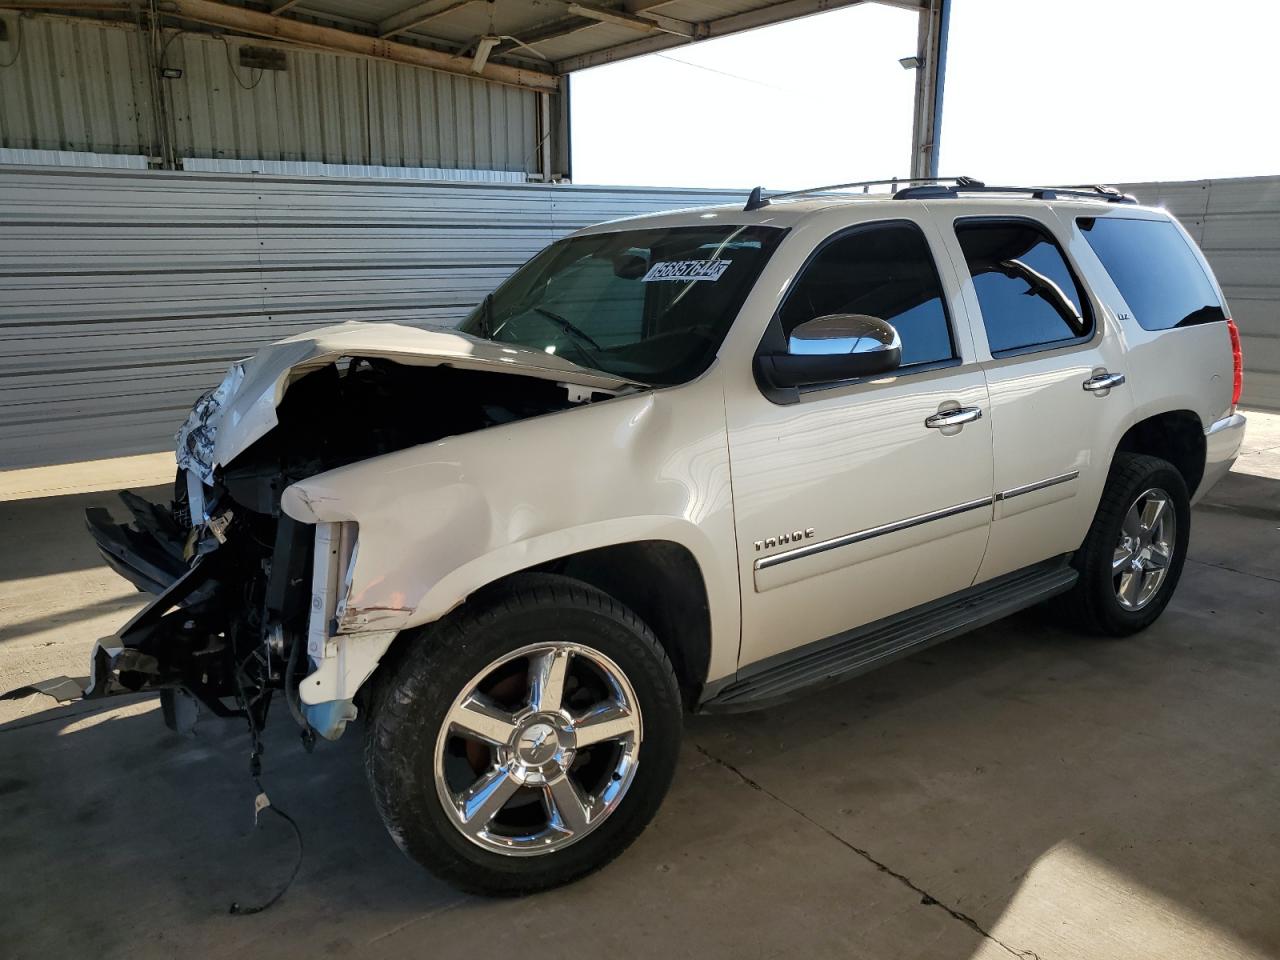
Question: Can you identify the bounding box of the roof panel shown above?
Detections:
[656,0,777,21]
[278,0,897,74]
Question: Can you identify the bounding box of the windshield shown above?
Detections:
[458,224,785,384]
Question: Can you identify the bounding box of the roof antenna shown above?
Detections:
[744,186,769,212]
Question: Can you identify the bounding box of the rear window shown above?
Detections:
[1077,217,1226,330]
[954,219,1093,356]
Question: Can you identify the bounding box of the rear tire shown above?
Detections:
[365,573,682,896]
[1063,453,1190,636]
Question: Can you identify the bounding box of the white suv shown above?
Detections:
[39,178,1248,895]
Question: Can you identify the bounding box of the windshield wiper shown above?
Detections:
[532,307,603,352]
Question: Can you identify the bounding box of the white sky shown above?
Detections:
[569,0,1280,189]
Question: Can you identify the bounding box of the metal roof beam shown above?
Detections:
[162,0,559,90]
[636,10,701,37]
[489,14,598,58]
[488,0,689,58]
[377,0,478,39]
[565,2,697,37]
[555,0,875,73]
[269,0,305,14]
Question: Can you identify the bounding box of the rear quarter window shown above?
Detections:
[1077,217,1226,331]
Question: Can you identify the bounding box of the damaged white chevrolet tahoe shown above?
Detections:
[22,178,1247,895]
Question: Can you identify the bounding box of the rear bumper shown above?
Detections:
[1194,412,1247,504]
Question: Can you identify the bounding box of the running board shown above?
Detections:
[699,558,1078,712]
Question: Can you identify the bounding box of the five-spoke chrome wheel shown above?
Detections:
[433,642,643,856]
[1112,487,1176,611]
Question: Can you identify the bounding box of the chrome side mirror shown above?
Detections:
[759,314,902,388]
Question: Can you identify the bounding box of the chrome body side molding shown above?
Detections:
[995,470,1080,502]
[753,470,1083,573]
[754,496,995,571]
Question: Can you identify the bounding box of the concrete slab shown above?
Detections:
[1,415,1278,960]
[1235,407,1280,479]
[0,452,175,502]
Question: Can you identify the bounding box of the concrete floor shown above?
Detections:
[2,413,1279,960]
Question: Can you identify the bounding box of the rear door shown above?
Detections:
[936,207,1135,583]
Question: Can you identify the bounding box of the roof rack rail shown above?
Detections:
[892,182,1137,204]
[743,176,984,212]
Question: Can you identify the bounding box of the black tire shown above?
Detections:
[1063,453,1191,636]
[365,572,682,896]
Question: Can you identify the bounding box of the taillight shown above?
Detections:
[1226,318,1243,409]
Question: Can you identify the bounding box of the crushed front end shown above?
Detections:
[9,324,633,753]
[78,369,336,747]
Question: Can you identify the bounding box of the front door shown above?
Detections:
[726,215,995,669]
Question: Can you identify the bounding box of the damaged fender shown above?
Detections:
[280,375,743,712]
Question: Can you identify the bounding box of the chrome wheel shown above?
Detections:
[433,642,643,857]
[1112,487,1176,611]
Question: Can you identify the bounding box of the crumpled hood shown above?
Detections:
[175,321,642,482]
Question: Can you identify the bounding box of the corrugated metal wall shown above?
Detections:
[0,12,544,175]
[0,165,741,468]
[0,15,156,157]
[3,166,1274,469]
[1122,176,1280,411]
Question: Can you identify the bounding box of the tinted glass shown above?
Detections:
[458,225,784,385]
[779,222,955,368]
[955,220,1093,355]
[1078,216,1225,330]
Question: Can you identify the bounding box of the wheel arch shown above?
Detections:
[1111,409,1205,495]
[550,541,712,707]
[363,534,721,717]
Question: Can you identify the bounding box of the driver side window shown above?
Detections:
[780,221,956,368]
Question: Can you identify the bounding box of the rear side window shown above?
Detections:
[955,219,1094,356]
[779,221,955,368]
[1077,217,1226,330]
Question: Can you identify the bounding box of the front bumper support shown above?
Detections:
[85,490,188,596]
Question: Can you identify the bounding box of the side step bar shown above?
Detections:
[699,558,1078,713]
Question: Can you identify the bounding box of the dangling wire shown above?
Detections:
[0,14,23,70]
[227,649,305,915]
[228,777,305,916]
[158,27,189,76]
[220,35,265,92]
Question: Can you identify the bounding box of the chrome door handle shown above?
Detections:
[1083,372,1126,393]
[925,406,983,429]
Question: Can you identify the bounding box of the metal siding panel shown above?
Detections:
[0,16,142,153]
[0,165,743,467]
[1204,176,1280,216]
[0,16,152,158]
[1242,335,1280,375]
[1244,371,1280,412]
[0,17,534,165]
[1230,300,1280,342]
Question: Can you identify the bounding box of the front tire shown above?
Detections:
[365,573,682,896]
[1065,453,1190,636]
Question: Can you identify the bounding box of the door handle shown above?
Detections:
[1083,372,1126,394]
[925,406,983,429]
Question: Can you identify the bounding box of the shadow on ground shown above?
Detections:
[0,485,170,582]
[0,474,1277,959]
